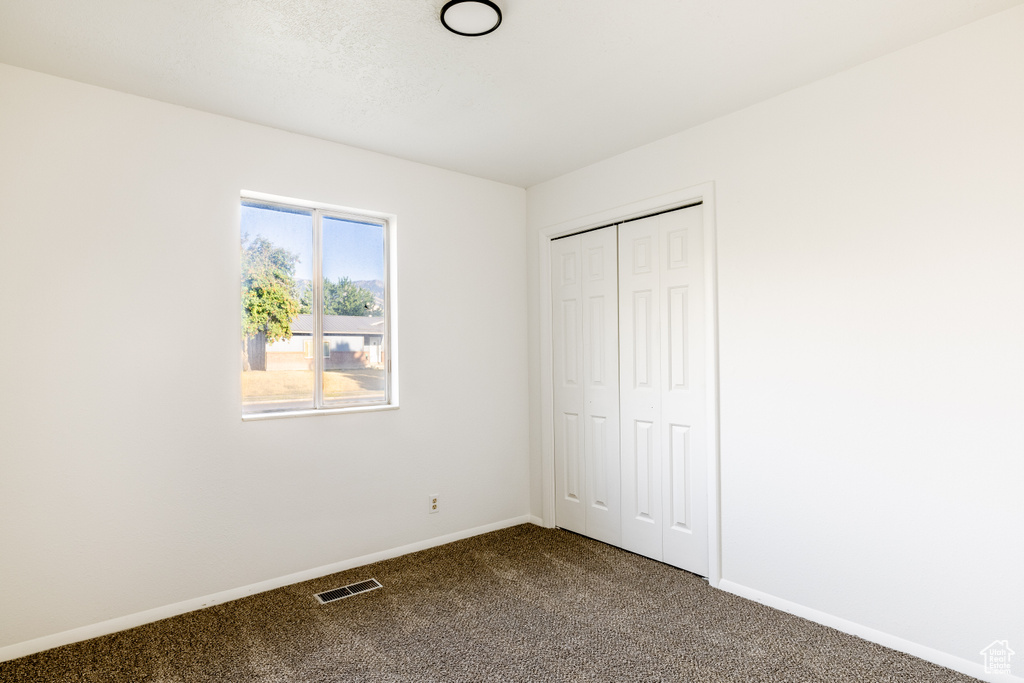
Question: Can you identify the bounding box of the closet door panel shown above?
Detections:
[580,229,620,545]
[619,206,708,575]
[619,219,664,561]
[660,208,708,574]
[551,236,586,534]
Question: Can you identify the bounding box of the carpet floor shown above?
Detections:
[1,524,979,682]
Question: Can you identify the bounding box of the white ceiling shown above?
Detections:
[1,0,1021,187]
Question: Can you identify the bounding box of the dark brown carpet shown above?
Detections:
[1,524,979,682]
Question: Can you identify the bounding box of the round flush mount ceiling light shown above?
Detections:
[440,0,502,37]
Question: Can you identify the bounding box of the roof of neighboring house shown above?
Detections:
[290,314,384,336]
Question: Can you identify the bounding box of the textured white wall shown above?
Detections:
[527,5,1024,677]
[0,64,529,652]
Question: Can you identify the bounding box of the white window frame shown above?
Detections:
[301,339,330,360]
[240,190,399,420]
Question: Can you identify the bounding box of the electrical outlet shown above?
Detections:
[429,494,439,514]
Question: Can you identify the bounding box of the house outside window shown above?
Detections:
[240,192,396,417]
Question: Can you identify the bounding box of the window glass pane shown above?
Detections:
[240,202,315,414]
[321,216,387,406]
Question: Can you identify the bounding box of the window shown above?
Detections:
[301,340,330,360]
[240,192,395,417]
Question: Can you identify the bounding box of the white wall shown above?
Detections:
[527,6,1023,679]
[0,64,530,654]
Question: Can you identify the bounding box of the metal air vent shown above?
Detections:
[315,578,383,604]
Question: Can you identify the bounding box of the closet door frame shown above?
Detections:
[538,182,722,587]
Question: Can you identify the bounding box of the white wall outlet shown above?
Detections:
[429,494,439,514]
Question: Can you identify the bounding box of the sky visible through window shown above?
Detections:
[240,203,384,282]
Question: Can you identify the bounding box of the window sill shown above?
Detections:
[241,403,399,421]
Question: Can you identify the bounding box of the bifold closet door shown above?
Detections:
[619,206,709,576]
[551,228,621,546]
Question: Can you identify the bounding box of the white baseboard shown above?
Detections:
[718,579,1022,683]
[0,515,538,664]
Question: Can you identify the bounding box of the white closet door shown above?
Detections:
[551,236,586,534]
[618,217,664,560]
[619,207,708,575]
[551,228,621,545]
[580,229,620,546]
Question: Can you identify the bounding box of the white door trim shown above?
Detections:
[537,181,722,587]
